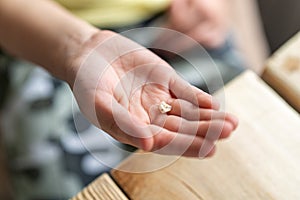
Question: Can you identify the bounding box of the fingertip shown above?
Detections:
[228,114,239,130]
[221,121,234,139]
[139,137,154,152]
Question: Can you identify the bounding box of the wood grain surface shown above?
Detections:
[263,32,300,112]
[71,173,128,200]
[111,71,300,200]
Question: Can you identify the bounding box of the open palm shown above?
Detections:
[72,31,238,157]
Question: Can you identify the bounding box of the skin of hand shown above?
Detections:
[69,30,238,157]
[0,0,238,158]
[160,0,229,51]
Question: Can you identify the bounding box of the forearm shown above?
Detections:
[0,0,98,81]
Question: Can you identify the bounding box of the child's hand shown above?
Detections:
[69,30,238,157]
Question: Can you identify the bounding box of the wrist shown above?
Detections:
[63,29,117,88]
[60,26,98,86]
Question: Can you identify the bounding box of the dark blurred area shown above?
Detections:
[0,51,10,109]
[0,62,131,199]
[258,0,300,53]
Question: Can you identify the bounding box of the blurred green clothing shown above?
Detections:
[55,0,171,28]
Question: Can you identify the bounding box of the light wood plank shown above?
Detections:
[263,32,300,112]
[71,173,128,200]
[112,71,300,200]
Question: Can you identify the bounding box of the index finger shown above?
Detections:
[169,74,220,110]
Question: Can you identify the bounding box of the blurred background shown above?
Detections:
[0,0,299,199]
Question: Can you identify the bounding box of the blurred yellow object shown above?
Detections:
[56,0,171,28]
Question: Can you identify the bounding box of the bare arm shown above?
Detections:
[0,0,98,81]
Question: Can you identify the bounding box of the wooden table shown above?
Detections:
[263,32,300,112]
[71,173,128,200]
[72,33,300,200]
